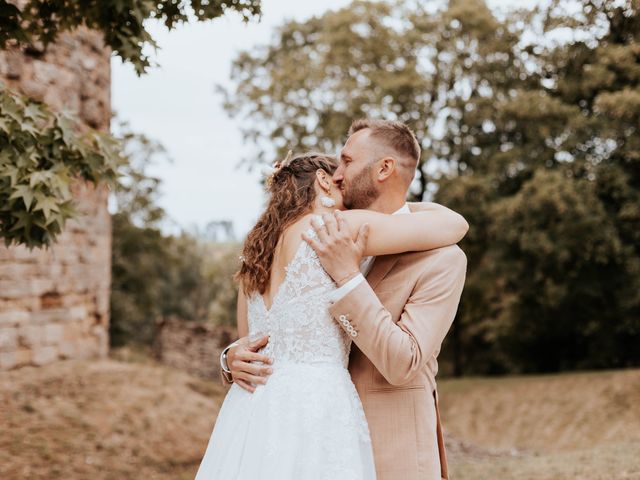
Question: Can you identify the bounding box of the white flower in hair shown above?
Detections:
[260,164,277,178]
[281,149,294,166]
[262,150,294,187]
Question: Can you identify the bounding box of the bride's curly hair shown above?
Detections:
[235,151,338,295]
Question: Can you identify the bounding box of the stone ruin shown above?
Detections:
[0,25,112,370]
[154,316,235,380]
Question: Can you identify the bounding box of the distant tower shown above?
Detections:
[0,25,112,369]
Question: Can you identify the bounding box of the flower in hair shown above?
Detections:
[282,149,294,167]
[264,150,294,188]
[260,164,277,178]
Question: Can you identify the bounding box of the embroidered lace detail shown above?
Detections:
[193,215,375,479]
[247,216,352,367]
[246,216,370,443]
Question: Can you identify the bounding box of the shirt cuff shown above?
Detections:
[329,273,365,303]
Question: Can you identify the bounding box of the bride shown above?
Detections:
[194,151,468,479]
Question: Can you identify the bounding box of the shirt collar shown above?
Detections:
[393,203,410,215]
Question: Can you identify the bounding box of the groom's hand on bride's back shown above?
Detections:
[227,335,273,393]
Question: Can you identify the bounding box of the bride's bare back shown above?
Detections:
[262,214,318,310]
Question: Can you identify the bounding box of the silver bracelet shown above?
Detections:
[219,341,239,374]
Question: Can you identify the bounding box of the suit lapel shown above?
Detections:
[365,254,399,290]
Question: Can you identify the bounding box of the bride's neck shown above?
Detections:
[309,197,340,216]
[311,205,337,216]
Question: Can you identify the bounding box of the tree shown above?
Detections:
[1,0,262,248]
[0,83,124,249]
[109,123,241,346]
[0,0,261,75]
[221,0,526,193]
[223,0,640,374]
[439,0,640,373]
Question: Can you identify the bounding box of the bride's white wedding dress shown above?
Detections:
[194,220,376,480]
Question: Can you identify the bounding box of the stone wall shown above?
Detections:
[0,25,112,370]
[154,316,236,380]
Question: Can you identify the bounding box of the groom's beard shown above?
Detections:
[342,164,380,210]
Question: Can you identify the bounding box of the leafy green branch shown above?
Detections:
[0,0,262,75]
[0,81,126,249]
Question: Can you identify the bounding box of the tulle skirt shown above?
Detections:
[194,362,376,479]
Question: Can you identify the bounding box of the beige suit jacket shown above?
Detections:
[329,243,467,479]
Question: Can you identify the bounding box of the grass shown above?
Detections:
[438,368,640,479]
[0,349,227,480]
[0,348,638,479]
[451,442,640,480]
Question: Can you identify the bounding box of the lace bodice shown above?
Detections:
[246,217,351,368]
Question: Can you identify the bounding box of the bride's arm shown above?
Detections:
[220,288,273,392]
[237,287,249,337]
[219,288,248,385]
[340,202,468,257]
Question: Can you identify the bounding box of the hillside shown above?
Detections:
[439,369,640,479]
[1,350,638,480]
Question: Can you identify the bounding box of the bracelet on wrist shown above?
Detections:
[220,341,239,374]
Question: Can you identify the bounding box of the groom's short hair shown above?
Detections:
[348,118,421,166]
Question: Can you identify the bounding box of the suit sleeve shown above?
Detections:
[328,245,467,386]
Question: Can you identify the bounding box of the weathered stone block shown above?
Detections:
[0,310,30,327]
[0,348,31,370]
[32,345,58,366]
[44,323,64,345]
[0,278,34,299]
[62,323,80,341]
[17,324,44,348]
[0,327,18,351]
[30,308,69,325]
[69,305,88,322]
[58,339,76,358]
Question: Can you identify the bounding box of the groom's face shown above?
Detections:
[334,129,381,210]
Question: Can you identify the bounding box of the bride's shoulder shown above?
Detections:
[289,213,317,232]
[281,214,317,245]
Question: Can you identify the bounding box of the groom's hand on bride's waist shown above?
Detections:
[226,335,273,393]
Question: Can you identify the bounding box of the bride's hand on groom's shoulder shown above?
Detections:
[302,210,369,287]
[228,335,274,393]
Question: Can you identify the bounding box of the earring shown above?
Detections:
[320,195,336,208]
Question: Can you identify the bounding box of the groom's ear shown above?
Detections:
[376,157,396,182]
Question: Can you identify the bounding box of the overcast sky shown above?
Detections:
[110,0,529,239]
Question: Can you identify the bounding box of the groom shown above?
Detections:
[222,119,467,480]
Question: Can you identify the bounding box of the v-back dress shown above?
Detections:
[194,219,376,479]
